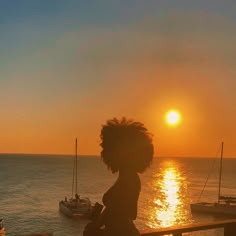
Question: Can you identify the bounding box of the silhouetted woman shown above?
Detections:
[85,117,154,236]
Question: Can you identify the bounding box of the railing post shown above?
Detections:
[224,222,236,236]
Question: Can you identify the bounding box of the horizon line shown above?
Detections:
[0,152,235,159]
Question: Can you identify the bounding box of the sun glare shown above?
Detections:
[165,110,181,126]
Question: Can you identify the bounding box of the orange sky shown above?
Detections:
[1,2,236,157]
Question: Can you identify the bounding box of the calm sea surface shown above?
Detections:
[1,154,236,236]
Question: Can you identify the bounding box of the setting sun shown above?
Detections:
[165,110,181,126]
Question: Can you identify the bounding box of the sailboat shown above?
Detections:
[59,138,93,217]
[191,142,236,216]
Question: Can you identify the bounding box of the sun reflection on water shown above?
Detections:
[146,160,192,229]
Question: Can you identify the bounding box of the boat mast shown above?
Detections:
[71,138,78,198]
[218,142,224,204]
[75,138,78,196]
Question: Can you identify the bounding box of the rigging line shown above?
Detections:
[197,144,222,202]
[218,142,224,203]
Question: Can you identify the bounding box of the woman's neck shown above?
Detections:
[119,169,137,178]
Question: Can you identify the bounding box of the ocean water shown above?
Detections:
[1,154,236,236]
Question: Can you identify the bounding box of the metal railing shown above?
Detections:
[141,218,236,236]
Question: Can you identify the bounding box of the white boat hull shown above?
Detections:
[59,197,93,217]
[191,202,236,216]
